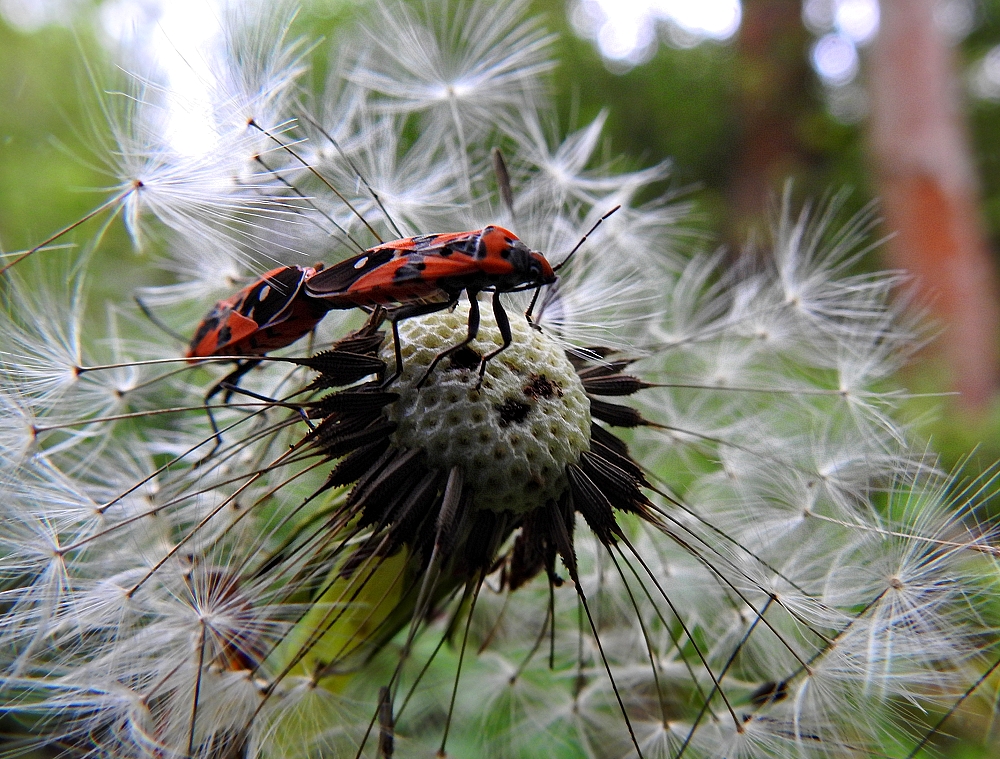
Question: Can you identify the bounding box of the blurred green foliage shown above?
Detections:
[967,0,1000,241]
[0,15,148,306]
[0,20,107,252]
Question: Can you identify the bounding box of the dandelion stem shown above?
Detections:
[33,403,274,432]
[248,118,382,246]
[0,183,138,276]
[556,503,647,758]
[904,653,1000,759]
[806,511,1000,556]
[298,109,406,239]
[439,576,484,756]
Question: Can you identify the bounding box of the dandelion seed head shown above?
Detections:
[385,302,591,513]
[350,0,554,127]
[3,1,999,757]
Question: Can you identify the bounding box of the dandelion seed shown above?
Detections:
[347,0,555,131]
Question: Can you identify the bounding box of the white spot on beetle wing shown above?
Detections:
[258,284,271,301]
[354,256,369,270]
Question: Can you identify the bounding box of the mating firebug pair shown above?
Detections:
[186,224,561,385]
[184,139,618,450]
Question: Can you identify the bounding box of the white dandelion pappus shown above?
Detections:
[1,2,999,758]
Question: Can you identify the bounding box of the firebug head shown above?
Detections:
[527,250,556,286]
[488,230,556,288]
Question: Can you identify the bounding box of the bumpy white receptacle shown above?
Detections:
[383,300,591,513]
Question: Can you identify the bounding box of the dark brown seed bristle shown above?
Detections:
[306,389,398,418]
[589,398,647,428]
[297,352,386,389]
[581,374,649,396]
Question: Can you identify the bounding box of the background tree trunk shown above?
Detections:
[726,0,815,245]
[868,0,1000,410]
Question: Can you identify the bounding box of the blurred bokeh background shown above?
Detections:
[1,0,998,468]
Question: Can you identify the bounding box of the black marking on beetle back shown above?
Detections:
[239,267,303,324]
[393,260,427,281]
[523,374,563,399]
[189,313,222,352]
[475,234,488,259]
[495,398,531,427]
[447,237,478,257]
[411,234,439,247]
[305,249,395,296]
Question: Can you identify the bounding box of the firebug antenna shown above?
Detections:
[553,205,620,273]
[525,206,620,323]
